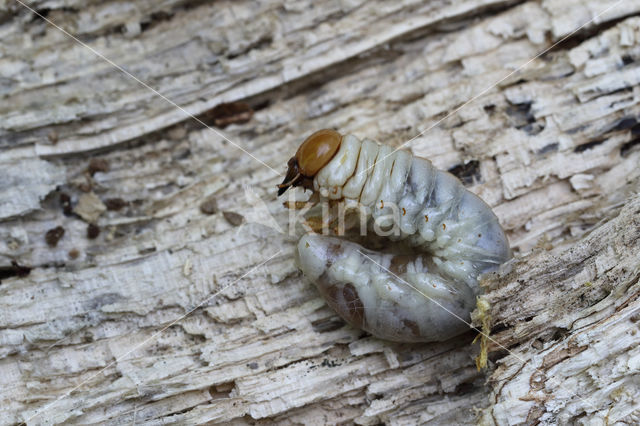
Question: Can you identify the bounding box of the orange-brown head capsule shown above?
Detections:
[278,129,342,196]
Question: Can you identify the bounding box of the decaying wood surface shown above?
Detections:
[1,0,639,424]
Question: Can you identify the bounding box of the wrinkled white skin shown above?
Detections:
[296,134,512,342]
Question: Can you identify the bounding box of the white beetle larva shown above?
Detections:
[278,129,511,342]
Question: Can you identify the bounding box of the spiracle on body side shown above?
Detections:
[278,129,512,343]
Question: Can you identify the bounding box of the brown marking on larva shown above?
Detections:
[68,248,80,259]
[342,283,365,328]
[326,243,345,265]
[402,207,406,216]
[321,282,341,305]
[389,255,411,274]
[425,215,429,222]
[45,226,65,247]
[442,223,446,230]
[402,319,421,337]
[332,186,338,194]
[478,233,482,238]
[316,271,340,302]
[380,200,384,209]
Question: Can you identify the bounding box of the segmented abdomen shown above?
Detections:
[297,134,511,342]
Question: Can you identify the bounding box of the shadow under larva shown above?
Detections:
[278,129,512,342]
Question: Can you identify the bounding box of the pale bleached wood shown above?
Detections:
[1,1,639,425]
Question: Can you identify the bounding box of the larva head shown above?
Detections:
[277,129,342,196]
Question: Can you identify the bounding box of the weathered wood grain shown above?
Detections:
[1,0,639,424]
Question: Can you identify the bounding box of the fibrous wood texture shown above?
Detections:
[1,0,639,424]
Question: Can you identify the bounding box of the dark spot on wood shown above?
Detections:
[565,124,587,134]
[105,198,127,211]
[88,158,109,175]
[621,54,634,66]
[246,362,259,370]
[139,246,157,255]
[173,148,191,160]
[200,198,219,215]
[448,160,481,185]
[87,223,100,239]
[60,192,73,215]
[551,327,569,341]
[483,104,496,114]
[223,211,244,226]
[311,317,346,333]
[30,8,51,21]
[47,130,58,144]
[140,10,174,33]
[620,136,640,157]
[531,339,544,350]
[200,102,254,128]
[0,261,32,281]
[321,358,340,368]
[252,99,271,111]
[573,137,606,153]
[213,381,235,395]
[342,283,365,328]
[402,319,420,337]
[522,122,545,136]
[454,381,475,395]
[537,142,558,155]
[506,101,535,129]
[45,226,65,247]
[608,87,634,108]
[609,116,637,132]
